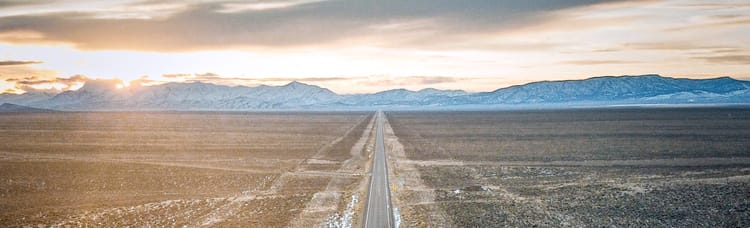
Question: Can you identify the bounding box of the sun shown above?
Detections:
[115,78,131,89]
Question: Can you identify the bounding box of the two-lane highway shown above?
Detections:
[364,111,395,228]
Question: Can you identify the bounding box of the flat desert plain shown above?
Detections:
[2,108,749,227]
[386,108,750,227]
[0,112,375,227]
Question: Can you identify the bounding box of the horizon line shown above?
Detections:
[3,74,745,96]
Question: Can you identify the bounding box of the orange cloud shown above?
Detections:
[0,0,629,51]
[4,74,89,93]
[694,55,750,65]
[0,60,43,66]
[562,60,639,65]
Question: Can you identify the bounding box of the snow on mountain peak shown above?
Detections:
[78,79,121,93]
[0,74,747,110]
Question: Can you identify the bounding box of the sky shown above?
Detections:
[0,0,749,94]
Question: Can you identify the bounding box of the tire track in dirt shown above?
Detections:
[386,116,454,161]
[197,114,372,226]
[0,151,285,174]
[383,114,450,227]
[291,113,377,227]
[398,157,750,167]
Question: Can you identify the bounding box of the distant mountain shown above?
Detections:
[0,74,748,110]
[339,88,468,106]
[0,103,56,112]
[469,75,750,105]
[44,79,128,110]
[0,92,56,106]
[31,80,341,110]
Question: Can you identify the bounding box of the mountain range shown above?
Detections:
[1,74,749,111]
[0,103,56,112]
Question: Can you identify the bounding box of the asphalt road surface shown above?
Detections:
[364,111,395,228]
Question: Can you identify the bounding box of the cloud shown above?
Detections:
[562,60,640,65]
[358,76,464,87]
[2,88,17,94]
[12,74,88,85]
[672,2,750,10]
[162,73,191,79]
[178,73,462,86]
[4,74,89,92]
[621,42,734,51]
[665,17,750,32]
[0,64,56,81]
[0,0,189,19]
[152,72,477,93]
[0,60,85,93]
[217,0,329,13]
[0,0,55,8]
[0,0,625,51]
[0,60,43,66]
[694,55,750,65]
[161,72,355,85]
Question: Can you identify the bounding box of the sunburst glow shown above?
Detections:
[0,0,748,94]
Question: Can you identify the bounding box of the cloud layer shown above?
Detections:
[0,60,42,66]
[0,0,749,94]
[0,0,623,51]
